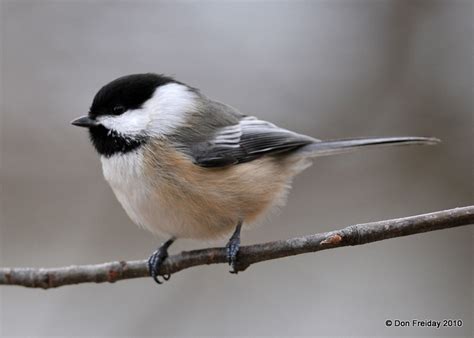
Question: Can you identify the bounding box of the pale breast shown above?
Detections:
[100,142,311,240]
[100,148,237,238]
[100,150,159,234]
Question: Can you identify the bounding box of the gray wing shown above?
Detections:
[188,116,318,167]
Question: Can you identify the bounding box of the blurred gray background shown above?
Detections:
[0,0,472,337]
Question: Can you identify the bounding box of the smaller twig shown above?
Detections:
[0,206,472,289]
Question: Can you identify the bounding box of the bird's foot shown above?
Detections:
[147,238,175,284]
[226,221,243,274]
[226,235,240,274]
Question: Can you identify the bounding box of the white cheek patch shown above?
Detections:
[97,83,196,137]
[146,83,197,136]
[98,110,151,137]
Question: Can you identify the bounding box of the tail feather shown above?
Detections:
[297,136,440,157]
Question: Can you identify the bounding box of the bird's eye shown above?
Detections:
[113,106,126,115]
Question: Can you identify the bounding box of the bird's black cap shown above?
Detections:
[89,73,178,117]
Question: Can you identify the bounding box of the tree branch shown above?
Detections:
[1,206,472,289]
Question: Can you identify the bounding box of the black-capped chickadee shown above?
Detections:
[71,73,439,283]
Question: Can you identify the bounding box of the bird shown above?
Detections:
[71,73,439,283]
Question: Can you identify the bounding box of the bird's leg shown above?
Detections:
[147,237,176,284]
[225,219,243,274]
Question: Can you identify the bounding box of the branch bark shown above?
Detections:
[1,206,472,289]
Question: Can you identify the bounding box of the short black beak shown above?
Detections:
[71,115,97,128]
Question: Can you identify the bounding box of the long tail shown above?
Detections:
[297,136,440,157]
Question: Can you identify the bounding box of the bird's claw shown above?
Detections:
[226,236,240,274]
[147,247,170,284]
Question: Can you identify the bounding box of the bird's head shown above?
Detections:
[71,73,197,157]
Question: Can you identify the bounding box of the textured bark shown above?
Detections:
[1,206,472,289]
